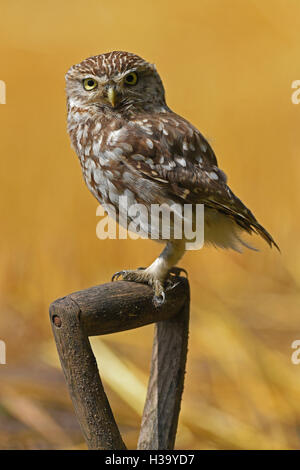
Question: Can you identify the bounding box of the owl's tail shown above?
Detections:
[249,220,280,252]
[204,197,280,252]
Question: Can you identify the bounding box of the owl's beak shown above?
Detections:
[107,86,117,108]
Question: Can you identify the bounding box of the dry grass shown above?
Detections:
[0,0,300,449]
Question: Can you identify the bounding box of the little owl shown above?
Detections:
[66,51,278,305]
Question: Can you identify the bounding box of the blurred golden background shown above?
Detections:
[0,0,300,449]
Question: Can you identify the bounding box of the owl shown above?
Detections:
[65,51,278,305]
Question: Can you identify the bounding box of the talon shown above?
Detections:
[153,291,165,307]
[112,271,124,281]
[165,278,173,290]
[165,280,180,291]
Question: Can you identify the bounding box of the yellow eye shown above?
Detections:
[83,78,98,91]
[124,72,138,86]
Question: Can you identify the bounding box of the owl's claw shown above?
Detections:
[111,271,126,282]
[111,265,187,305]
[165,279,180,291]
[111,268,166,307]
[153,291,166,307]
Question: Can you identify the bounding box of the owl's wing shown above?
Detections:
[117,114,279,250]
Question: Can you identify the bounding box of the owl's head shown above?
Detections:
[65,51,166,112]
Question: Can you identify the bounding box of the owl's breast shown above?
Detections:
[67,110,185,239]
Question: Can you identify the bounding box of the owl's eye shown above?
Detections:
[83,78,98,91]
[124,72,138,86]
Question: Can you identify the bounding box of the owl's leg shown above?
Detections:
[112,240,186,306]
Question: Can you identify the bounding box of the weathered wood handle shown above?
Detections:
[49,278,190,450]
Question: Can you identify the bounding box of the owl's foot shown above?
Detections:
[112,269,166,307]
[111,266,187,306]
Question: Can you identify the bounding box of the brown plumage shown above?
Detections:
[66,51,278,305]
